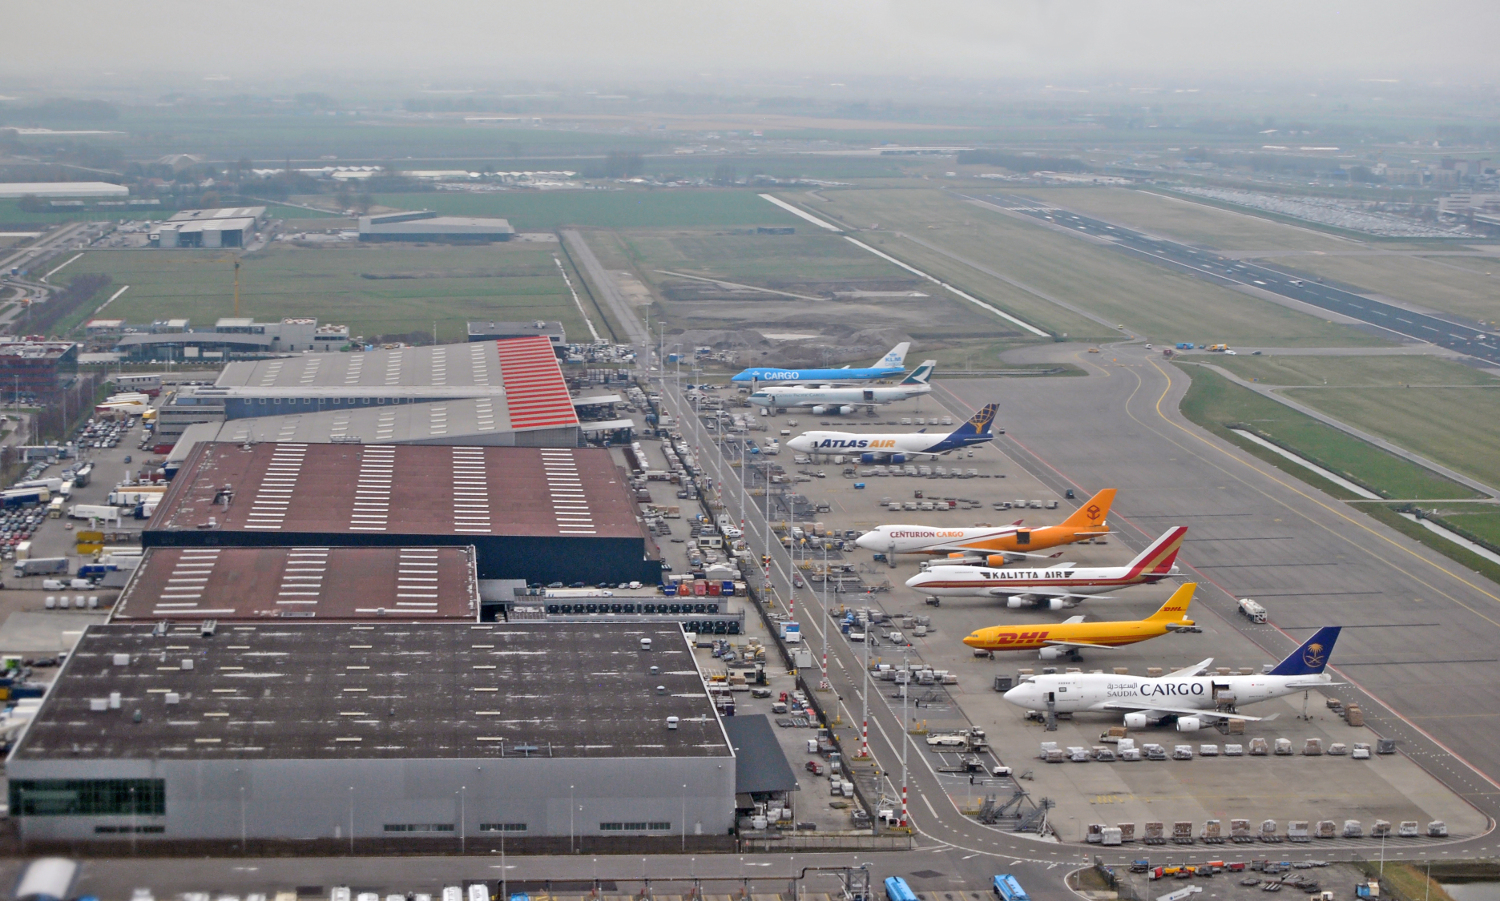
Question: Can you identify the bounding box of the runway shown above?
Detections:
[964,192,1500,364]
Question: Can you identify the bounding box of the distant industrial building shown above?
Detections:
[358,210,514,243]
[110,546,480,622]
[0,182,128,199]
[8,622,735,843]
[115,317,349,361]
[468,320,565,348]
[151,207,266,249]
[144,442,660,584]
[0,341,79,396]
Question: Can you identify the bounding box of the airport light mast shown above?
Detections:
[859,603,870,759]
[820,542,829,691]
[900,646,909,829]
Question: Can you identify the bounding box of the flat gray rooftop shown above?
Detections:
[217,341,507,390]
[14,622,729,761]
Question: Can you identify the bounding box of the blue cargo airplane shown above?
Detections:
[731,342,910,384]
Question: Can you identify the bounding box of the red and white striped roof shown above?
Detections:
[495,337,578,429]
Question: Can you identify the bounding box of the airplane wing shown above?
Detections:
[1098,701,1269,722]
[993,589,1115,604]
[1060,615,1087,625]
[1040,639,1119,651]
[1166,657,1214,678]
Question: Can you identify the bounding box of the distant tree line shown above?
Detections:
[0,98,118,127]
[31,373,105,443]
[584,151,645,179]
[25,274,111,337]
[955,150,1088,172]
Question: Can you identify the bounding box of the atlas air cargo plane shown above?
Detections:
[962,582,1199,660]
[904,525,1187,609]
[731,342,910,384]
[856,488,1115,561]
[748,361,935,414]
[785,403,998,462]
[1001,626,1344,732]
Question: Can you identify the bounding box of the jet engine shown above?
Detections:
[890,453,907,464]
[1123,712,1148,729]
[1006,597,1026,609]
[810,405,855,415]
[1037,646,1070,661]
[1046,598,1068,611]
[1175,716,1202,733]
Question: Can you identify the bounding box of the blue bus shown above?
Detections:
[993,875,1029,901]
[884,877,918,901]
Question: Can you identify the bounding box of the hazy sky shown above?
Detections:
[6,1,1499,87]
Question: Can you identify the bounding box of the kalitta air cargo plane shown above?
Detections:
[905,526,1187,609]
[855,488,1116,562]
[962,583,1200,660]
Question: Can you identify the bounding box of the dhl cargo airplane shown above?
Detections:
[962,583,1199,659]
[855,488,1116,562]
[905,526,1187,608]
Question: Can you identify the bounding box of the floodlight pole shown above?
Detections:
[900,647,909,828]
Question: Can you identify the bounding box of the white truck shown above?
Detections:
[1237,598,1268,624]
[69,504,122,525]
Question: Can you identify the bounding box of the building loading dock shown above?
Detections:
[143,442,661,585]
[6,622,736,843]
[109,546,480,622]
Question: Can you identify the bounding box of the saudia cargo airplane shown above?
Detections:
[748,361,935,414]
[1000,626,1344,732]
[785,403,998,462]
[731,343,911,384]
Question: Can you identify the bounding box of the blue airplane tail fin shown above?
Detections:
[1268,626,1341,676]
[901,361,936,386]
[946,403,998,440]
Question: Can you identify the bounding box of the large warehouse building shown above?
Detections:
[110,546,480,622]
[358,210,514,243]
[7,622,736,843]
[143,442,661,585]
[154,337,592,453]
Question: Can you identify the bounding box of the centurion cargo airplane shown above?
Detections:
[786,403,999,462]
[748,361,936,414]
[962,583,1199,660]
[904,525,1187,608]
[731,342,911,385]
[1001,626,1344,732]
[855,488,1116,562]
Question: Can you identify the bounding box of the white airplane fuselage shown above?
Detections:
[748,383,931,412]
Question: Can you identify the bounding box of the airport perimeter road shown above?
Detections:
[561,229,651,348]
[934,350,1500,839]
[960,192,1500,364]
[14,851,1092,901]
[654,375,1500,866]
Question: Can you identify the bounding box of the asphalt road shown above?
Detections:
[964,193,1500,364]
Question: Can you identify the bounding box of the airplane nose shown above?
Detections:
[903,573,926,588]
[962,631,985,648]
[854,532,876,550]
[1002,684,1026,704]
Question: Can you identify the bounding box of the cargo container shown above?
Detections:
[14,557,68,577]
[69,504,122,525]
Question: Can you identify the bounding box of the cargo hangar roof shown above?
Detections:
[213,337,578,431]
[111,546,479,622]
[146,442,641,540]
[13,622,730,761]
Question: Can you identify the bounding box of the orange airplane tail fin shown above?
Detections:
[1061,488,1117,531]
[1148,583,1197,621]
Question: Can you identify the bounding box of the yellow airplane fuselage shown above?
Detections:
[963,619,1174,651]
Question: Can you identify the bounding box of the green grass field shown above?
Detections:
[1284,385,1500,490]
[626,231,904,282]
[57,243,590,343]
[1176,364,1478,500]
[373,189,803,230]
[1274,252,1500,324]
[1208,353,1500,387]
[1010,187,1354,252]
[1436,507,1500,548]
[802,188,1390,348]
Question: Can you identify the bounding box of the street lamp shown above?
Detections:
[900,648,909,828]
[569,784,575,854]
[348,786,355,854]
[681,783,687,851]
[459,785,466,855]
